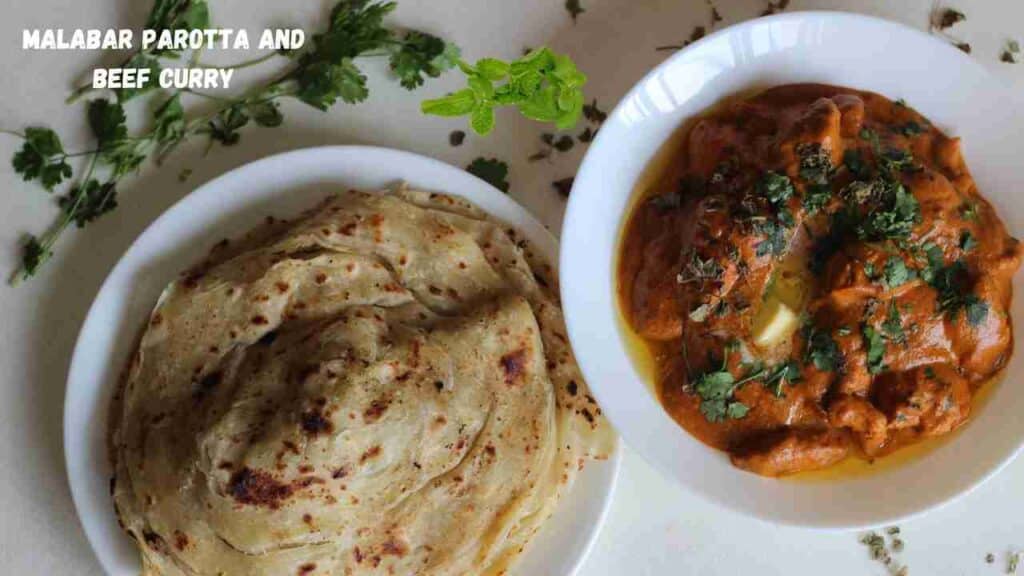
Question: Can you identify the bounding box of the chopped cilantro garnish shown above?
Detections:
[857,181,920,241]
[796,142,833,185]
[804,323,841,372]
[882,300,906,344]
[754,219,789,257]
[843,149,872,180]
[882,256,915,289]
[960,230,978,252]
[862,324,887,374]
[758,171,795,205]
[878,148,917,174]
[959,201,980,222]
[964,295,989,327]
[803,183,832,214]
[899,121,926,137]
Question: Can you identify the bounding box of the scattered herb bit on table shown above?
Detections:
[449,130,466,146]
[466,157,510,193]
[929,7,971,54]
[761,0,791,17]
[565,0,584,23]
[582,98,607,124]
[859,528,909,576]
[1002,39,1021,63]
[552,177,574,198]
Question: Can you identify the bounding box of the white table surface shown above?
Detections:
[2,1,1023,574]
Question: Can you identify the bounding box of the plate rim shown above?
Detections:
[63,144,621,575]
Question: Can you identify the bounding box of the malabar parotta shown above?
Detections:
[109,188,614,576]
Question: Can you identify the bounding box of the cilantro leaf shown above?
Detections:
[882,256,914,289]
[857,181,920,241]
[803,183,832,213]
[843,149,872,180]
[205,105,250,145]
[59,179,118,227]
[965,295,989,327]
[88,99,128,146]
[153,93,186,145]
[20,235,50,278]
[960,230,978,252]
[882,300,906,344]
[466,157,510,192]
[725,402,750,419]
[388,31,459,90]
[12,127,72,191]
[804,323,841,371]
[797,142,834,185]
[758,171,794,205]
[753,218,789,257]
[247,100,284,127]
[146,0,210,32]
[115,53,161,102]
[862,324,887,375]
[295,59,369,110]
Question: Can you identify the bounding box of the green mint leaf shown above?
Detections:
[59,179,118,227]
[475,58,511,81]
[421,89,477,116]
[470,105,495,135]
[466,157,509,192]
[423,46,587,135]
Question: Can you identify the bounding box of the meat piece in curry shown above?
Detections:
[618,84,1021,476]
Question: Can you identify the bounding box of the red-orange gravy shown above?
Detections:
[618,84,1022,476]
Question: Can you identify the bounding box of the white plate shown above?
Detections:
[562,11,1024,529]
[64,146,620,575]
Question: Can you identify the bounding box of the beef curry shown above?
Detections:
[618,84,1022,476]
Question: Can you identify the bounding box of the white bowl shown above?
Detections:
[65,146,620,575]
[561,11,1024,528]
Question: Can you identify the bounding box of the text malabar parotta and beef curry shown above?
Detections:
[619,84,1021,477]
